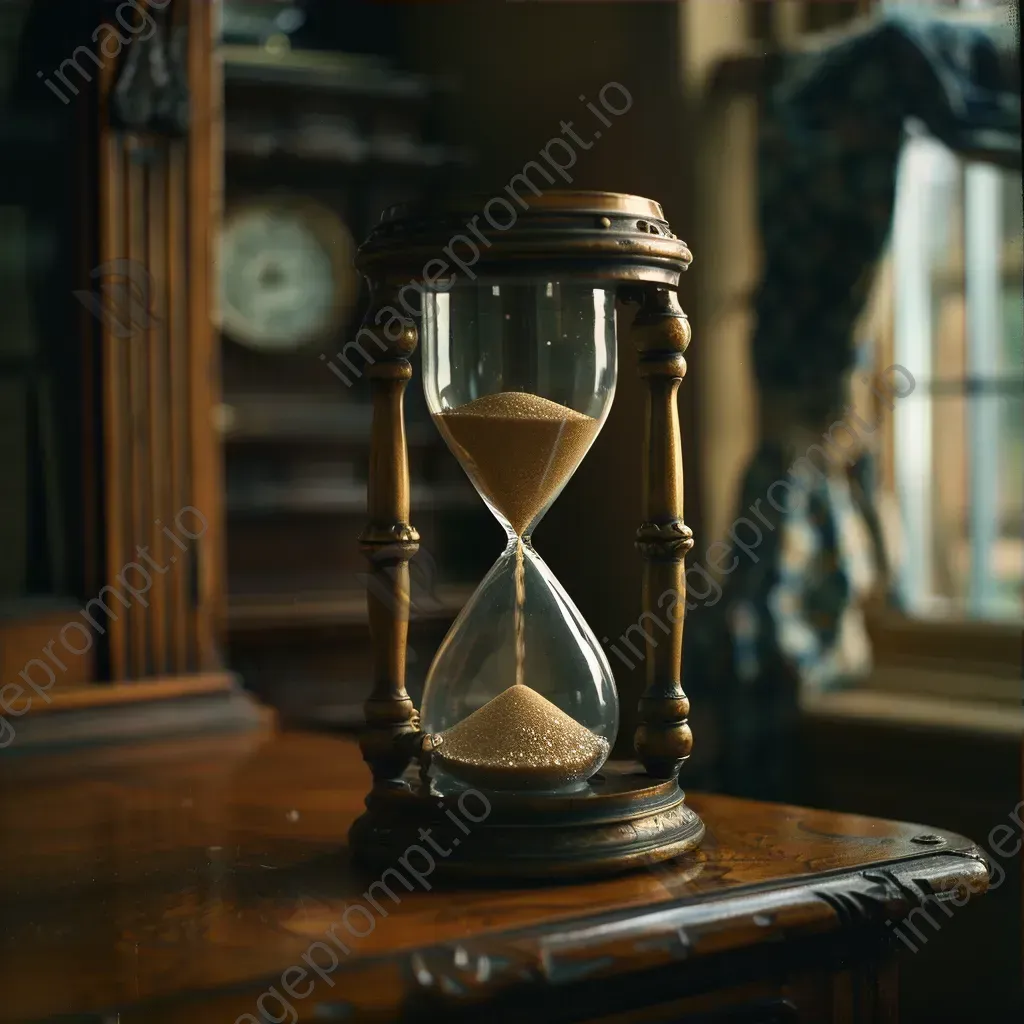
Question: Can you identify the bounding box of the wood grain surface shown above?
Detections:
[0,730,989,1023]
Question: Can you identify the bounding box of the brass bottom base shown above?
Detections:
[348,759,705,881]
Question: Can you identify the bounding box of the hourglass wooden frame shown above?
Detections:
[350,191,704,878]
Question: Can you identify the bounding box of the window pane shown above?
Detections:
[999,172,1023,376]
[994,392,1024,618]
[895,391,1022,620]
[888,131,1022,623]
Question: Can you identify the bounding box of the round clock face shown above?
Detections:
[219,201,355,351]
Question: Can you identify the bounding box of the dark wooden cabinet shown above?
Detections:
[1,0,254,750]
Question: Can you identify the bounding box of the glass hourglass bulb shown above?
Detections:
[420,279,619,795]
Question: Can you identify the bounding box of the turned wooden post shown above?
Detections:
[357,284,422,783]
[631,283,695,780]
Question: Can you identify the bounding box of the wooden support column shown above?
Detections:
[631,283,696,780]
[357,286,421,783]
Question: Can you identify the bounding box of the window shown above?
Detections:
[871,0,1022,628]
[695,0,1020,705]
[872,133,1023,623]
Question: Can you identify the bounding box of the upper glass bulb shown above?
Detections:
[419,279,619,795]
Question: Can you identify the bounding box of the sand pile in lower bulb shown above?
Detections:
[434,683,608,791]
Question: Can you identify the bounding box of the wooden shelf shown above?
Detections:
[222,45,436,99]
[227,583,474,632]
[224,137,469,170]
[220,398,442,446]
[226,481,477,516]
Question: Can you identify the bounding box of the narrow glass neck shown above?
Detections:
[501,527,537,552]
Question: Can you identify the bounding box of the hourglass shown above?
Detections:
[420,279,618,795]
[350,192,704,878]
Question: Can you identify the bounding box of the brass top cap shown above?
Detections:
[378,190,667,223]
[357,189,691,287]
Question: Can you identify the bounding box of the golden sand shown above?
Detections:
[433,391,599,538]
[434,684,608,791]
[432,394,604,789]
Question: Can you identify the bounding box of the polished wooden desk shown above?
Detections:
[0,729,988,1023]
